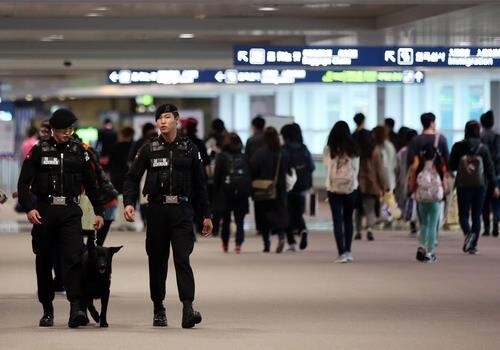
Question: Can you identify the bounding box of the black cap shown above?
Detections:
[49,108,77,129]
[155,104,178,120]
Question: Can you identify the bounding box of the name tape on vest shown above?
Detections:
[42,157,60,166]
[152,158,169,167]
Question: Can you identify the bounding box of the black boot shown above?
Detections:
[39,303,54,327]
[68,301,87,328]
[299,230,308,250]
[493,219,499,237]
[182,302,202,329]
[153,302,167,327]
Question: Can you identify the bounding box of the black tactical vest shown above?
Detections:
[35,139,86,197]
[143,136,195,198]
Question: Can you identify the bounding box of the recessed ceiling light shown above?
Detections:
[86,12,103,17]
[95,6,110,11]
[258,6,278,12]
[304,4,331,9]
[25,95,33,102]
[40,34,64,42]
[456,41,471,46]
[179,33,194,39]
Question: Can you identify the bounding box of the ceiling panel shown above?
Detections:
[1,0,500,96]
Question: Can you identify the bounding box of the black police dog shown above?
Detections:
[81,239,122,328]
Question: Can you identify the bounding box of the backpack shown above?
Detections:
[456,146,485,188]
[407,134,442,194]
[287,145,313,192]
[329,155,356,194]
[415,161,443,203]
[222,152,252,198]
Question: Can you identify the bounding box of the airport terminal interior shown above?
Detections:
[2,1,500,349]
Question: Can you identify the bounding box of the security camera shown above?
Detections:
[63,60,72,67]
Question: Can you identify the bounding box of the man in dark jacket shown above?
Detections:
[96,118,118,168]
[123,104,212,328]
[245,115,266,160]
[351,113,366,148]
[407,112,449,168]
[449,121,499,254]
[108,127,135,194]
[182,117,210,234]
[480,110,500,236]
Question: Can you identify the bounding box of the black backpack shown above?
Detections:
[222,152,252,198]
[456,145,485,188]
[287,145,313,192]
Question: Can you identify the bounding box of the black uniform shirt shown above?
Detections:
[17,137,104,215]
[123,134,211,218]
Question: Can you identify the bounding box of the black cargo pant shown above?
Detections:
[146,202,195,304]
[482,183,498,234]
[31,203,84,304]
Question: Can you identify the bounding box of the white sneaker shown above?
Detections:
[334,254,348,263]
[344,252,353,262]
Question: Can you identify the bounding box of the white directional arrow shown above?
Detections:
[385,50,396,63]
[109,71,119,83]
[215,71,225,83]
[237,50,249,63]
[414,71,424,83]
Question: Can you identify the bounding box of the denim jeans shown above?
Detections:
[261,229,285,250]
[457,187,486,249]
[417,202,440,254]
[221,210,246,246]
[328,191,357,256]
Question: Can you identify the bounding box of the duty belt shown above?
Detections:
[43,195,80,206]
[150,195,189,205]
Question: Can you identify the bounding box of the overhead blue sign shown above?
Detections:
[107,69,424,85]
[233,46,500,68]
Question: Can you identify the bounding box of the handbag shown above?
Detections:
[404,197,417,222]
[252,152,281,201]
[383,191,402,220]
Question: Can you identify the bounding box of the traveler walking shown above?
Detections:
[449,121,499,255]
[323,121,359,262]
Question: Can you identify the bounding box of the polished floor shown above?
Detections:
[1,226,500,350]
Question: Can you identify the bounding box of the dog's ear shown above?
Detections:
[109,246,123,255]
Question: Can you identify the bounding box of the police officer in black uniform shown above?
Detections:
[17,109,104,328]
[123,104,212,328]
